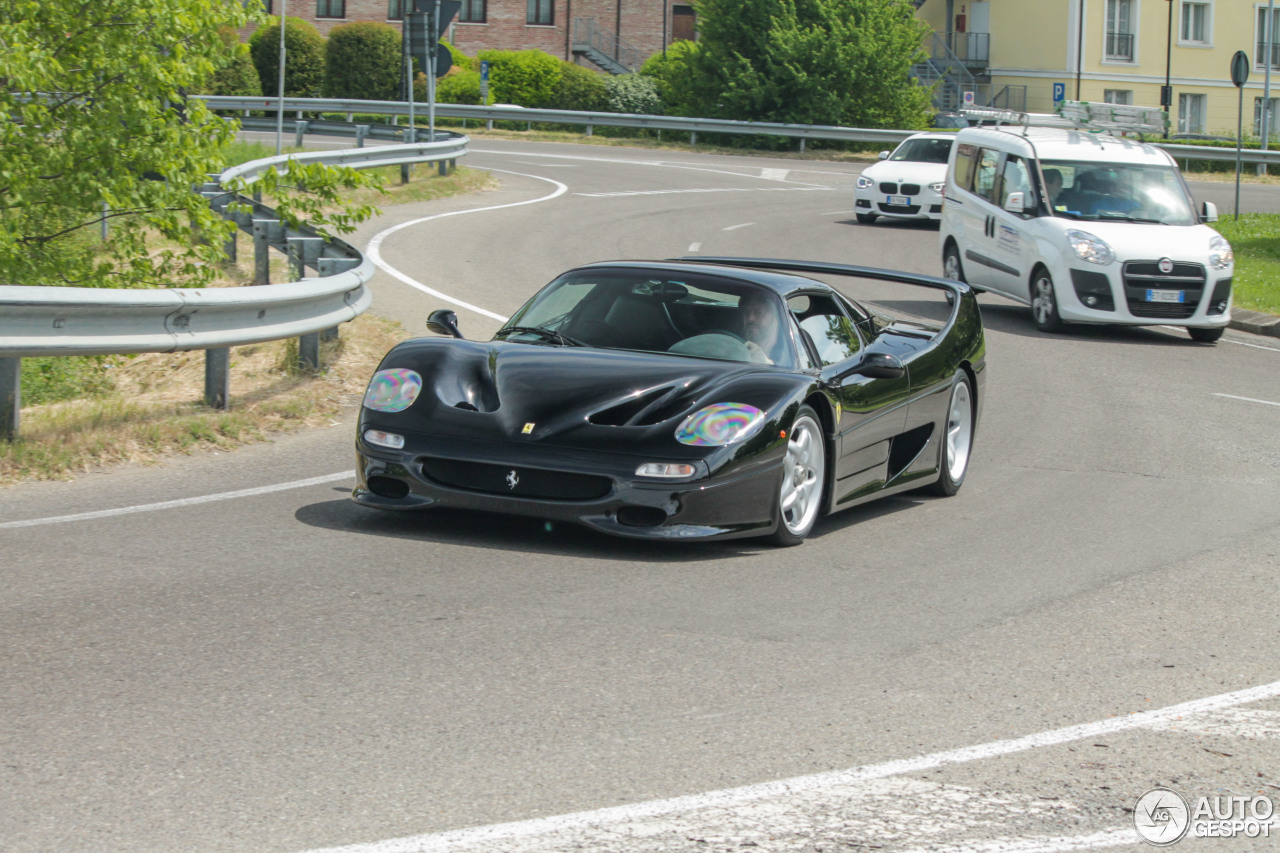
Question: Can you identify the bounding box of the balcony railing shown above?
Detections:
[1105,31,1134,61]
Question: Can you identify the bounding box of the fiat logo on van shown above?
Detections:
[1158,257,1175,274]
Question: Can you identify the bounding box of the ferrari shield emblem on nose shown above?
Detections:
[506,470,519,490]
[522,423,535,434]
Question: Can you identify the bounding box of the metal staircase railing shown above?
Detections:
[571,18,640,74]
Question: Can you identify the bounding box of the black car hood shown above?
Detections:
[370,338,809,454]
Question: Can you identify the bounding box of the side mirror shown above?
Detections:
[427,309,463,339]
[1201,201,1219,223]
[840,351,905,380]
[878,150,890,160]
[1004,191,1029,213]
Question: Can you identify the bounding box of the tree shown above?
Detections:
[251,16,326,99]
[205,26,263,98]
[0,0,376,289]
[640,40,701,116]
[324,21,401,101]
[684,0,932,130]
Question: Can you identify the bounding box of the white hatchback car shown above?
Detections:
[854,132,954,224]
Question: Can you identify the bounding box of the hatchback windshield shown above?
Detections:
[1042,160,1197,225]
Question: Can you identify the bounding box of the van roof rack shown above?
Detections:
[1056,100,1169,136]
[958,106,1030,128]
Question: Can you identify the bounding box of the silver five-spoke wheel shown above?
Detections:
[930,372,974,496]
[769,406,825,546]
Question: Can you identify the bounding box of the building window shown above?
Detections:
[317,0,344,18]
[527,0,552,26]
[460,0,486,22]
[1258,4,1280,69]
[1105,0,1135,61]
[256,0,273,13]
[388,0,403,19]
[1180,2,1211,45]
[1104,89,1133,105]
[1178,93,1206,134]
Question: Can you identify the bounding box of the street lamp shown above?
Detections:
[276,0,287,156]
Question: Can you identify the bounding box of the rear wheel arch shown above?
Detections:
[803,393,836,514]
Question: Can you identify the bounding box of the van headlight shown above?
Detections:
[1066,229,1114,265]
[1209,235,1233,270]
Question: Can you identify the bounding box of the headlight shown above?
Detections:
[363,368,423,413]
[929,181,946,194]
[1209,235,1234,270]
[675,403,766,447]
[1066,229,1114,265]
[856,175,873,190]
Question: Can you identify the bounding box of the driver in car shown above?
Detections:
[740,291,784,364]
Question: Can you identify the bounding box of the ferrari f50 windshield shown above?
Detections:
[500,269,798,368]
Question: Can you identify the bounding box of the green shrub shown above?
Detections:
[639,40,699,116]
[203,26,262,97]
[324,21,401,101]
[478,49,563,107]
[20,357,116,406]
[553,63,607,112]
[251,17,326,98]
[605,73,662,115]
[434,69,485,105]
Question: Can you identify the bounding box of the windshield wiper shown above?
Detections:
[1095,212,1165,224]
[495,325,586,347]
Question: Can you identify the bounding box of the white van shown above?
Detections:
[938,105,1233,342]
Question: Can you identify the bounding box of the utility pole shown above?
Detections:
[275,0,287,156]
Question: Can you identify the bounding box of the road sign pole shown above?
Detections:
[1231,50,1250,220]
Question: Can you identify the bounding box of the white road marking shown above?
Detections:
[761,168,790,181]
[574,186,831,198]
[1213,392,1280,407]
[0,472,351,530]
[896,828,1140,853]
[1141,707,1280,739]
[296,679,1280,853]
[1225,337,1280,352]
[722,222,755,231]
[688,242,701,252]
[471,148,834,187]
[365,169,569,323]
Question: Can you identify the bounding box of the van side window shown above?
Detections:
[953,143,978,192]
[1000,155,1032,211]
[974,149,1001,203]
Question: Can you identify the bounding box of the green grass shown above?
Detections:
[1210,214,1280,315]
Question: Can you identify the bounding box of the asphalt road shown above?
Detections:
[1,137,1278,853]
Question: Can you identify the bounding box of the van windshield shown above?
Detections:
[1042,161,1198,226]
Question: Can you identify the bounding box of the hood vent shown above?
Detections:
[589,384,687,427]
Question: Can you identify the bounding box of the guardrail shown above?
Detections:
[201,95,1280,167]
[0,132,469,440]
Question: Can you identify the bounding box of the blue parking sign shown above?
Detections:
[1053,82,1066,103]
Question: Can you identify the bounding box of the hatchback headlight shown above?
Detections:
[363,368,423,413]
[929,181,946,194]
[675,403,766,447]
[1066,229,1114,265]
[856,175,873,190]
[1209,235,1234,270]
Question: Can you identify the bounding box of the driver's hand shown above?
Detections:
[745,341,773,364]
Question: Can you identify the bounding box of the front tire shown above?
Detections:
[942,242,966,283]
[766,406,826,546]
[1187,326,1225,343]
[1031,269,1065,333]
[856,212,877,224]
[928,372,975,497]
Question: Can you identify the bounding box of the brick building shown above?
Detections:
[250,0,697,73]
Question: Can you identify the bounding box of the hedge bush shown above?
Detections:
[605,73,662,115]
[478,49,562,107]
[324,21,401,101]
[203,26,262,97]
[553,63,608,112]
[251,17,326,99]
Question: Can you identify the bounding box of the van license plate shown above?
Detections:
[1146,289,1185,304]
[886,195,910,206]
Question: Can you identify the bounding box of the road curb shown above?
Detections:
[1230,308,1280,338]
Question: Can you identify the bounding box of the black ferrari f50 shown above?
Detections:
[353,257,985,545]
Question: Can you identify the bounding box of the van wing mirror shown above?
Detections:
[1201,201,1219,223]
[1004,191,1030,213]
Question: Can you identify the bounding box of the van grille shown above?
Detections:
[1122,260,1205,319]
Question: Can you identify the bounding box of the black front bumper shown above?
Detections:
[352,435,784,541]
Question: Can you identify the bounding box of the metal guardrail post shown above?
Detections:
[355,125,369,147]
[298,333,321,371]
[253,220,272,285]
[295,120,309,147]
[0,357,18,442]
[204,348,229,409]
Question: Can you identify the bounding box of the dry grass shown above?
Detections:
[0,166,496,487]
